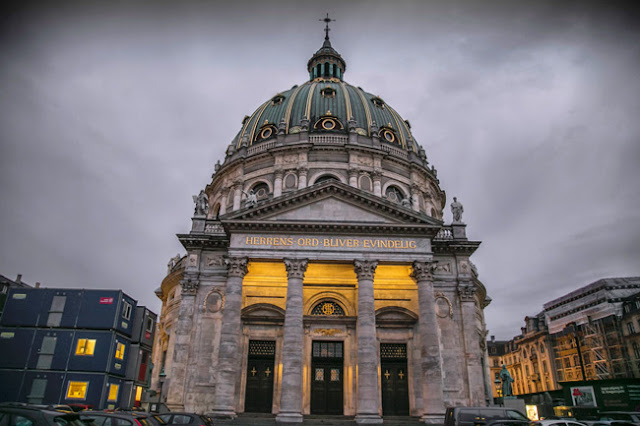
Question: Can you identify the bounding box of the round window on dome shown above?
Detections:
[385,185,405,203]
[381,129,396,143]
[261,127,273,139]
[271,95,284,106]
[251,182,270,200]
[322,119,336,130]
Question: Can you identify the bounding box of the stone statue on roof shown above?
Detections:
[451,196,464,223]
[243,189,258,209]
[193,190,209,217]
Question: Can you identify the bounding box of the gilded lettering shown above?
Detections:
[409,241,416,249]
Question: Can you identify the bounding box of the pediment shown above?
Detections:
[221,181,441,228]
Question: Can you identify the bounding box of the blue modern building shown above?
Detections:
[0,287,156,409]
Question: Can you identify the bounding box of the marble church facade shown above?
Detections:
[151,24,493,424]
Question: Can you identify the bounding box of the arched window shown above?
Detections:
[315,175,339,185]
[385,185,405,203]
[311,301,345,316]
[251,182,270,200]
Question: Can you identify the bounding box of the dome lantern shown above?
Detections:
[307,14,346,81]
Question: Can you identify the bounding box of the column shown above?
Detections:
[209,257,248,418]
[458,282,486,405]
[354,260,382,424]
[276,258,308,424]
[232,182,242,211]
[165,276,199,411]
[411,261,445,424]
[297,167,308,189]
[372,171,382,197]
[274,169,283,197]
[349,168,359,188]
[219,188,229,215]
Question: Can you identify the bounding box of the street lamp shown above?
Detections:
[157,370,167,413]
[494,378,503,406]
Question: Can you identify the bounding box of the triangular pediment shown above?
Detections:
[221,181,442,229]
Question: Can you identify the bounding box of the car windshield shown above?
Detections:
[54,415,85,426]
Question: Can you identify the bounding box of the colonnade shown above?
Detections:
[207,257,447,424]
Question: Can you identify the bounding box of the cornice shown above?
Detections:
[432,239,481,255]
[177,233,229,250]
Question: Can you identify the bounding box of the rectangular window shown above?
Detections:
[115,342,125,360]
[76,339,96,356]
[636,300,640,309]
[122,302,132,320]
[107,384,119,402]
[145,318,154,333]
[628,322,636,334]
[67,381,88,400]
[36,336,57,369]
[633,342,640,359]
[47,295,66,327]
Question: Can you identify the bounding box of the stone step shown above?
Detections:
[214,413,424,425]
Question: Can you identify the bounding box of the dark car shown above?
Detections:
[0,403,84,426]
[79,412,157,426]
[484,421,533,426]
[152,413,213,426]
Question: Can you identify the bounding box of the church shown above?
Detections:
[151,18,492,424]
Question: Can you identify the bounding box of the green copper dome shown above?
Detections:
[231,28,419,154]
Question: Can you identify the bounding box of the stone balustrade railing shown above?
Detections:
[434,227,453,240]
[309,134,348,145]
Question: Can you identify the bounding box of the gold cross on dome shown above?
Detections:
[250,367,257,376]
[265,367,271,377]
[384,370,391,380]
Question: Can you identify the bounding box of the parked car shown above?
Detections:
[484,421,533,426]
[79,411,158,426]
[0,403,85,426]
[151,413,214,426]
[532,419,588,426]
[445,406,530,426]
[580,421,636,426]
[598,413,640,426]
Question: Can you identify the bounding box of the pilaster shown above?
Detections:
[276,258,309,424]
[209,257,248,419]
[411,261,445,424]
[458,282,485,405]
[354,260,382,424]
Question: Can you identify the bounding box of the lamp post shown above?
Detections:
[494,378,503,406]
[157,370,166,413]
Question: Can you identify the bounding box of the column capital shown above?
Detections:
[354,259,378,281]
[283,258,308,279]
[224,256,248,278]
[297,167,308,176]
[274,168,284,178]
[458,282,477,302]
[411,260,438,282]
[180,278,198,295]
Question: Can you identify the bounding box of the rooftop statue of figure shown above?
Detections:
[193,190,209,217]
[451,196,464,223]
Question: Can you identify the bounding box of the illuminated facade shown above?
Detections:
[151,27,492,424]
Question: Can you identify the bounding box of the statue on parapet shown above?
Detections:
[243,189,258,209]
[167,253,181,273]
[500,365,514,397]
[193,190,209,216]
[451,196,464,223]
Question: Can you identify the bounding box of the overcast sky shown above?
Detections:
[1,0,639,339]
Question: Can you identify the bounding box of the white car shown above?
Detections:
[532,420,588,426]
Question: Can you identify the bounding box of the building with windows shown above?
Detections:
[150,23,493,424]
[0,274,31,318]
[0,287,156,409]
[487,277,640,407]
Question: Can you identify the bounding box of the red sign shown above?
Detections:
[145,332,151,340]
[573,388,583,396]
[99,297,114,304]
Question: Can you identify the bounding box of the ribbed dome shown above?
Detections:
[232,80,417,152]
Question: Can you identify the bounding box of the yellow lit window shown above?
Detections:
[107,384,119,402]
[67,381,88,399]
[75,339,96,356]
[115,342,125,360]
[135,385,143,403]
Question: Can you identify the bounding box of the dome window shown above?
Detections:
[371,97,385,108]
[385,185,405,204]
[251,182,270,200]
[256,121,278,142]
[379,127,397,143]
[321,87,336,98]
[271,95,285,106]
[313,112,344,132]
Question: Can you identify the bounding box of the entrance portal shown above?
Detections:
[380,343,409,415]
[244,340,276,413]
[310,341,343,415]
